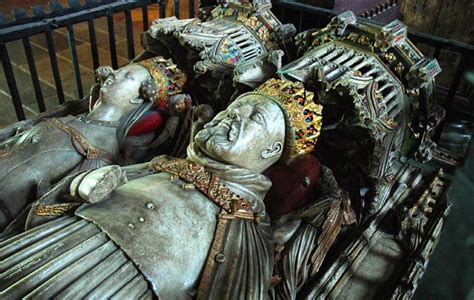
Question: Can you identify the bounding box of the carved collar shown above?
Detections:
[78,115,119,128]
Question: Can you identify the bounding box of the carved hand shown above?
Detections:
[71,165,128,203]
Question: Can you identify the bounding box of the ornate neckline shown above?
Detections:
[78,115,119,128]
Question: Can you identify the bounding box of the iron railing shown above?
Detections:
[0,0,197,122]
[0,0,472,128]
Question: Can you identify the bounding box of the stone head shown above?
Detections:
[94,57,186,115]
[194,94,286,174]
[194,78,323,174]
[96,64,157,113]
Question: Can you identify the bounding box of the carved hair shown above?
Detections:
[94,66,113,84]
[139,77,159,103]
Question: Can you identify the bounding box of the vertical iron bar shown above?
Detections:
[298,11,303,32]
[446,54,467,108]
[22,37,46,112]
[66,23,84,99]
[142,4,149,31]
[174,0,180,18]
[87,18,100,70]
[124,9,135,61]
[0,43,26,120]
[281,6,286,23]
[433,47,441,59]
[189,0,195,18]
[45,30,65,104]
[160,0,166,18]
[107,12,118,69]
[433,53,468,141]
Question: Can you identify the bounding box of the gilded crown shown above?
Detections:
[137,57,187,108]
[255,78,323,157]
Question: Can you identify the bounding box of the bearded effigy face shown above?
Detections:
[194,94,286,173]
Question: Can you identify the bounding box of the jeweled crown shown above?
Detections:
[137,57,187,108]
[255,78,323,157]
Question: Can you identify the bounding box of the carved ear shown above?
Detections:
[130,95,144,104]
[139,78,158,103]
[261,142,283,159]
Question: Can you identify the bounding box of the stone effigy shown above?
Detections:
[0,57,186,233]
[0,78,357,299]
[272,12,453,299]
[140,0,296,111]
[0,6,459,300]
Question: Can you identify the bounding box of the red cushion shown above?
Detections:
[264,154,321,219]
[128,111,163,136]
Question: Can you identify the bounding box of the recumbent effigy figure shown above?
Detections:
[0,56,186,233]
[0,79,355,299]
[140,0,296,111]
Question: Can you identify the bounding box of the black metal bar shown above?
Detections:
[107,12,118,69]
[433,54,469,141]
[446,54,468,108]
[0,1,156,43]
[433,46,441,59]
[66,23,84,99]
[87,18,100,70]
[174,0,180,18]
[22,37,46,112]
[142,4,149,31]
[45,30,65,104]
[0,0,153,31]
[298,11,303,33]
[189,0,195,18]
[160,0,166,18]
[124,9,136,61]
[280,5,286,23]
[0,43,26,120]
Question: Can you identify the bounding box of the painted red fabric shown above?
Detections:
[128,111,163,136]
[264,154,321,219]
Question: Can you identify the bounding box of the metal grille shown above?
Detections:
[0,0,196,123]
[0,0,472,129]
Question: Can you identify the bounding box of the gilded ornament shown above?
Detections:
[394,62,405,76]
[224,8,234,17]
[151,156,254,219]
[322,34,332,43]
[374,90,383,100]
[347,32,359,42]
[255,79,323,156]
[32,202,81,216]
[257,26,270,42]
[244,16,260,29]
[407,88,420,96]
[137,57,187,108]
[382,52,397,64]
[386,118,398,128]
[357,35,371,46]
[48,118,114,161]
[237,11,248,23]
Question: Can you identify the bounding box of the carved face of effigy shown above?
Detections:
[99,64,152,110]
[195,94,285,173]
